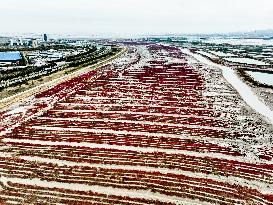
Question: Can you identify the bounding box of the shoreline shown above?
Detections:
[181,48,273,125]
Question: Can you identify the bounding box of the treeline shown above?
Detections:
[68,47,120,68]
[0,62,57,82]
[52,46,97,63]
[0,44,79,52]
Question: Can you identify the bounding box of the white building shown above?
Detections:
[31,39,38,48]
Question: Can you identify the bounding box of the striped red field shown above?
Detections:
[0,44,272,204]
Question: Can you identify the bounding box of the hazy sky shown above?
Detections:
[1,0,273,36]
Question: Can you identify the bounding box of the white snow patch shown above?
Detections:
[19,156,273,196]
[0,175,212,205]
[4,138,272,165]
[209,51,235,57]
[5,106,28,115]
[37,117,228,131]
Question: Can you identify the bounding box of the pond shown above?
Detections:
[246,71,273,86]
[223,57,269,66]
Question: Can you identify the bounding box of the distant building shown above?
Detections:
[9,38,23,47]
[10,39,14,47]
[31,39,38,48]
[19,37,23,46]
[43,34,48,42]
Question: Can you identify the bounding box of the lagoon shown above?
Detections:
[246,71,273,86]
